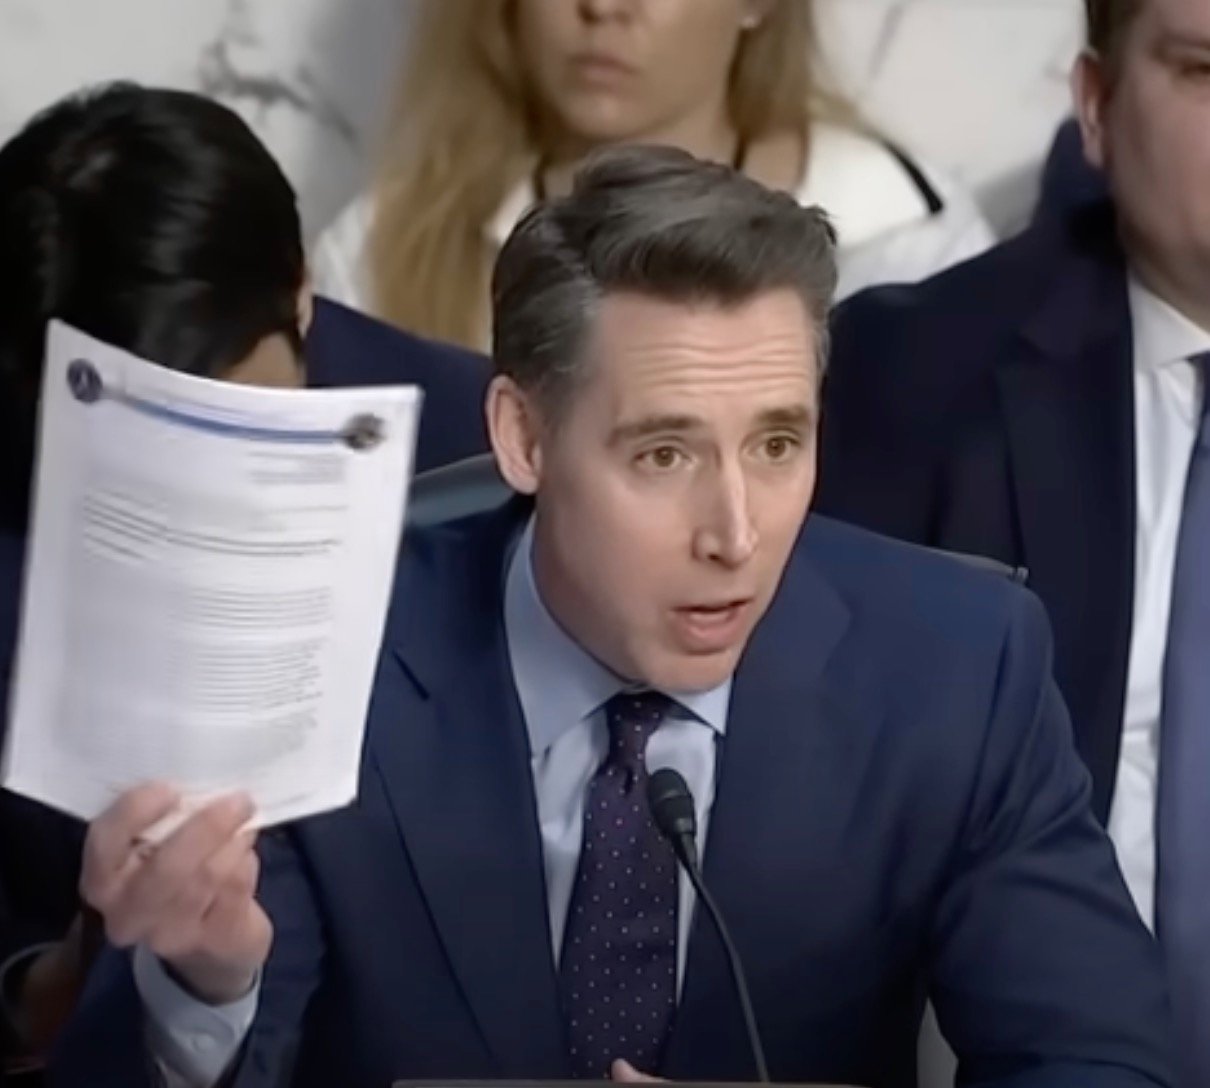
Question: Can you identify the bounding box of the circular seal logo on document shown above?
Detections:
[67,359,103,404]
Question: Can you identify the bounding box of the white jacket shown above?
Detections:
[313,123,995,324]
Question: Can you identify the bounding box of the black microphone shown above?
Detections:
[647,768,770,1083]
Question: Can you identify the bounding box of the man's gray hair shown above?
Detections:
[491,144,838,416]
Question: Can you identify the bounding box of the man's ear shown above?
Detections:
[1072,50,1111,171]
[487,375,544,495]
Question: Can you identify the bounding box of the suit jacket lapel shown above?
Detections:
[664,537,858,1081]
[997,205,1136,821]
[368,500,570,1076]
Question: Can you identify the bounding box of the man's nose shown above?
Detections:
[693,464,758,568]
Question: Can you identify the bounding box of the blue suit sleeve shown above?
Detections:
[229,828,325,1088]
[49,827,325,1088]
[928,590,1173,1087]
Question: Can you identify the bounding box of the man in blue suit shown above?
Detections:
[0,84,487,1075]
[816,1,1210,1080]
[58,146,1170,1088]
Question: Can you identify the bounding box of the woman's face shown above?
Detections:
[218,289,311,390]
[221,333,305,390]
[514,0,763,147]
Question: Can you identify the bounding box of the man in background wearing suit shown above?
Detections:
[0,83,487,1078]
[817,0,1210,1081]
[56,146,1169,1088]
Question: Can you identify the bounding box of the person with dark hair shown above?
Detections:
[57,146,1168,1088]
[0,82,310,1076]
[0,82,488,1077]
[818,0,1210,1081]
[0,83,310,530]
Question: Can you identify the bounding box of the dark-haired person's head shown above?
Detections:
[1075,0,1210,326]
[487,145,835,695]
[0,83,309,530]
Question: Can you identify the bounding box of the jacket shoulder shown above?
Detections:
[832,222,1049,354]
[307,298,486,389]
[802,516,1044,653]
[830,202,1118,357]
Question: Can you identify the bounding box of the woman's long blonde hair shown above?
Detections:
[368,0,852,349]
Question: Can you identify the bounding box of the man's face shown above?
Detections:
[1078,0,1210,311]
[510,289,818,694]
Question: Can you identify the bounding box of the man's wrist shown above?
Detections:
[133,946,259,1086]
[162,958,258,1008]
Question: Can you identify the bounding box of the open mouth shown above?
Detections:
[670,600,753,651]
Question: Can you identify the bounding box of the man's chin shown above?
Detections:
[641,646,744,696]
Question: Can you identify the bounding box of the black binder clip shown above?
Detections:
[342,413,385,451]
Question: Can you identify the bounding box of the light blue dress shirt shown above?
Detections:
[138,518,732,1086]
[508,520,731,978]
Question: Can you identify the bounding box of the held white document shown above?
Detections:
[1,321,421,827]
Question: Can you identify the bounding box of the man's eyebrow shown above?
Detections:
[756,404,816,429]
[1156,29,1210,53]
[607,405,816,446]
[608,414,703,446]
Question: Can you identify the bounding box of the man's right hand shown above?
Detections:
[80,784,272,1006]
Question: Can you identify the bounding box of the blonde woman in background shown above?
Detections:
[314,0,995,350]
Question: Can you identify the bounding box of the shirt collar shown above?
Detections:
[504,519,731,757]
[1128,275,1210,373]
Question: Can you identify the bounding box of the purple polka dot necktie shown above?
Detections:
[559,691,679,1079]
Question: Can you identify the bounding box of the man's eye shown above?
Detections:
[639,446,685,471]
[1176,58,1210,79]
[761,435,800,463]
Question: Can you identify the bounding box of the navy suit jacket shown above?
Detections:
[54,503,1170,1087]
[816,201,1135,827]
[1033,120,1108,225]
[305,298,489,471]
[0,303,488,1057]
